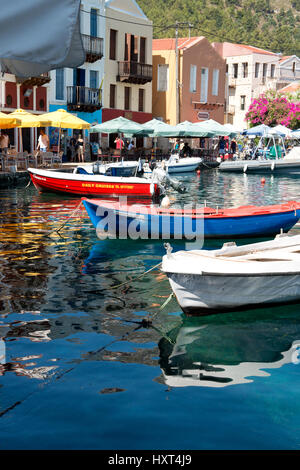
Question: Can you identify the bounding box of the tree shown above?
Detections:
[245,90,300,129]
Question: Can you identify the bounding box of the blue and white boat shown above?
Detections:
[82,199,300,239]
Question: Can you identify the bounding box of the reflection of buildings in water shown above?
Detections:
[158,309,300,388]
[0,338,5,364]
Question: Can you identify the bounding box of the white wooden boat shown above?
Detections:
[162,233,300,315]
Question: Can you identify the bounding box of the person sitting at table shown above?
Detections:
[37,129,49,153]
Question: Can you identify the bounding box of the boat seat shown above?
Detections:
[77,167,93,175]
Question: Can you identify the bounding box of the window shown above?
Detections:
[90,8,97,37]
[90,70,98,89]
[233,63,238,78]
[140,37,146,64]
[124,87,131,110]
[110,84,116,108]
[138,88,144,112]
[56,69,64,100]
[242,62,248,78]
[200,68,208,103]
[271,64,275,78]
[110,29,117,60]
[157,64,169,91]
[190,65,197,93]
[255,62,260,78]
[212,69,219,96]
[240,95,246,110]
[263,63,267,77]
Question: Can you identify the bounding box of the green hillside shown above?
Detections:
[139,0,300,56]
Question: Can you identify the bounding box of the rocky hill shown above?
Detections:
[139,0,300,56]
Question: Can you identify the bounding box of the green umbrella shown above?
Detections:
[89,116,153,135]
[174,120,214,137]
[193,119,229,136]
[136,118,180,137]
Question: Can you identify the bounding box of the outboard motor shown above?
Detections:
[152,167,186,194]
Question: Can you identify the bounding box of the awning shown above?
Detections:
[0,0,85,78]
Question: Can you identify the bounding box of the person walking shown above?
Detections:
[37,129,49,152]
[0,131,9,155]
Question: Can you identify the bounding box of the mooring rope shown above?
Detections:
[44,200,84,238]
[110,261,163,290]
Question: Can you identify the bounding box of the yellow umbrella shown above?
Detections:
[39,109,90,155]
[8,109,51,152]
[9,108,51,128]
[0,111,21,129]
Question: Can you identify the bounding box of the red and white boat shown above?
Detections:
[28,167,161,198]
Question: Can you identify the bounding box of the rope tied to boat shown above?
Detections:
[110,261,162,290]
[44,200,84,237]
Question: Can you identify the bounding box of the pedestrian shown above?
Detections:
[77,134,84,162]
[0,131,9,155]
[114,136,124,150]
[230,138,237,155]
[37,129,49,152]
[218,136,226,157]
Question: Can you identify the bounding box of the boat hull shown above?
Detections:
[28,168,158,198]
[82,199,300,239]
[219,159,300,174]
[167,272,300,315]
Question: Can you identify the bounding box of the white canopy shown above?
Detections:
[0,0,85,78]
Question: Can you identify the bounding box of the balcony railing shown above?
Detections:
[117,61,152,85]
[17,73,51,87]
[67,86,102,113]
[81,34,104,63]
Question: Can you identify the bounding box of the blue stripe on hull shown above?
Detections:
[83,201,300,239]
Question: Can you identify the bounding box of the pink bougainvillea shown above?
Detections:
[245,90,300,129]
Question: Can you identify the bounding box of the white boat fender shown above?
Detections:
[243,164,248,173]
[271,162,275,171]
[160,195,170,208]
[164,242,173,256]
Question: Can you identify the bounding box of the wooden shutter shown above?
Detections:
[140,37,146,63]
[110,84,116,108]
[110,29,117,60]
[138,89,144,112]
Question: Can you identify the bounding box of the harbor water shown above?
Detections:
[1,170,300,450]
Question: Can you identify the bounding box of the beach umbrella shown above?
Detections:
[9,108,51,151]
[223,123,243,136]
[89,116,153,135]
[0,111,21,129]
[39,108,90,154]
[243,124,272,137]
[272,125,293,137]
[193,119,229,136]
[89,116,154,158]
[172,121,199,137]
[136,118,179,137]
[291,129,300,138]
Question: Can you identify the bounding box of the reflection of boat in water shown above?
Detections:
[159,308,300,388]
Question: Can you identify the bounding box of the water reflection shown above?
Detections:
[158,305,300,387]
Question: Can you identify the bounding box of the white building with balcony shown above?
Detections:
[48,0,105,148]
[213,42,300,129]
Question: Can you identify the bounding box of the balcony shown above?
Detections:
[117,61,152,85]
[67,86,102,113]
[82,34,104,63]
[16,73,51,87]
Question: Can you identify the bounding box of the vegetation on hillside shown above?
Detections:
[140,0,300,56]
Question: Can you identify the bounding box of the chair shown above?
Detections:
[15,152,28,170]
[41,152,54,167]
[52,151,63,166]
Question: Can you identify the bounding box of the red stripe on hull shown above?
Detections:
[30,172,158,198]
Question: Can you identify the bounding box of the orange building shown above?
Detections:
[152,36,226,125]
